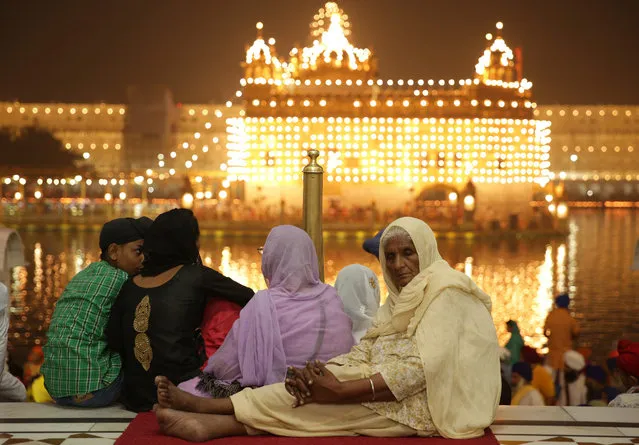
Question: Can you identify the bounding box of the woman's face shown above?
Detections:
[384,233,420,289]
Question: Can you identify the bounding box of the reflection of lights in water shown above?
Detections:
[33,243,43,298]
[567,221,578,296]
[464,257,473,277]
[556,244,566,292]
[8,212,639,360]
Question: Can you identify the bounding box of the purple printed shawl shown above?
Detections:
[202,225,354,387]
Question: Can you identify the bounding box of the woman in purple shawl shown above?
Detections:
[178,225,354,398]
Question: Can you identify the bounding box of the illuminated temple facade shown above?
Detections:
[1,2,638,212]
[226,2,551,222]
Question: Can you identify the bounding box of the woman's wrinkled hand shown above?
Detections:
[284,366,312,407]
[303,360,343,404]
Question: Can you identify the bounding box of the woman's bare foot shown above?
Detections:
[156,406,248,441]
[155,406,211,442]
[155,376,203,412]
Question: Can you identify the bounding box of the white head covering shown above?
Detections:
[0,282,7,313]
[335,264,381,343]
[364,217,500,439]
[564,350,586,372]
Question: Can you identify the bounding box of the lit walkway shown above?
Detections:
[0,404,637,444]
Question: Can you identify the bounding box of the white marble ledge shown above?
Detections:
[0,423,97,433]
[0,403,135,420]
[492,425,627,437]
[496,406,575,422]
[563,406,639,424]
[496,406,639,426]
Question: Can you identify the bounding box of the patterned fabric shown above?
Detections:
[608,386,639,408]
[330,332,435,433]
[42,261,127,398]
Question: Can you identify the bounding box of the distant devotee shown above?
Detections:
[335,264,381,343]
[544,293,580,373]
[179,225,354,399]
[608,340,639,408]
[154,217,500,441]
[107,209,254,412]
[0,282,27,402]
[362,228,385,259]
[42,217,152,407]
[511,362,545,406]
[559,350,587,406]
[505,320,524,366]
[521,346,555,405]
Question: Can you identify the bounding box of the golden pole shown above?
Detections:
[303,149,324,282]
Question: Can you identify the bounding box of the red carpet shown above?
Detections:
[115,412,498,445]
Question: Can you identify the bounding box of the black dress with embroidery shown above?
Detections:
[106,264,253,412]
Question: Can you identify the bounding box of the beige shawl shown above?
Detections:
[363,217,500,438]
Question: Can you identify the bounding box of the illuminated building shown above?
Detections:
[535,105,639,201]
[225,2,552,224]
[0,1,638,211]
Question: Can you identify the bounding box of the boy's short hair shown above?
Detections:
[99,217,153,259]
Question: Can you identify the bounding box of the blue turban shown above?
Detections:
[605,386,621,403]
[512,362,533,382]
[555,293,570,308]
[362,228,385,259]
[585,365,606,385]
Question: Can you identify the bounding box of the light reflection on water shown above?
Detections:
[7,210,639,362]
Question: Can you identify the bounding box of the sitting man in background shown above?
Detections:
[511,362,545,406]
[0,282,27,402]
[41,217,152,407]
[608,340,639,408]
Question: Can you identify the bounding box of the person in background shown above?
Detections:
[23,346,44,387]
[544,293,580,374]
[498,348,512,405]
[585,365,608,406]
[107,209,254,412]
[559,350,587,406]
[179,225,354,399]
[0,282,27,402]
[605,356,625,392]
[521,346,555,405]
[362,228,385,260]
[200,300,242,361]
[41,217,152,407]
[511,362,545,406]
[608,340,639,408]
[505,320,524,366]
[335,264,381,343]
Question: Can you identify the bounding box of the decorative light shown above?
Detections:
[119,192,127,200]
[14,192,22,201]
[104,193,113,202]
[182,193,194,209]
[463,195,475,211]
[34,190,42,199]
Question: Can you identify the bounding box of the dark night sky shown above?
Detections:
[1,0,638,105]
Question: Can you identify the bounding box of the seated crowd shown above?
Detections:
[0,210,637,441]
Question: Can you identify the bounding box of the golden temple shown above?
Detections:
[227,2,551,225]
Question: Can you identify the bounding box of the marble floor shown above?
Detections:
[0,404,637,444]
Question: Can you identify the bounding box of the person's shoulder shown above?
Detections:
[609,393,639,408]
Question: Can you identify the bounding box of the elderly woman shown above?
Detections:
[154,217,500,441]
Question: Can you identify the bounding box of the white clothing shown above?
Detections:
[335,264,381,343]
[518,387,545,406]
[364,217,500,439]
[0,283,26,402]
[609,386,639,408]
